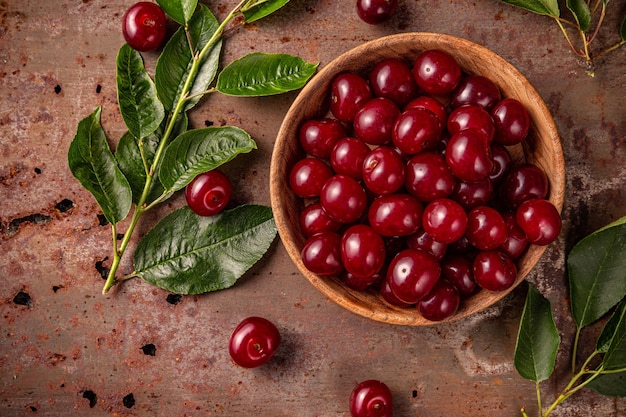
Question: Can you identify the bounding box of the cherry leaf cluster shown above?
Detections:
[514,215,626,416]
[68,0,317,294]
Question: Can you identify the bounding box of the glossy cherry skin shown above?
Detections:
[301,232,344,276]
[368,193,423,237]
[473,250,517,292]
[349,379,394,417]
[392,108,443,155]
[516,198,561,245]
[387,248,441,304]
[299,118,347,158]
[492,98,530,146]
[499,211,529,259]
[406,230,447,261]
[489,143,512,184]
[500,163,549,208]
[354,97,401,145]
[422,198,468,244]
[331,137,371,180]
[451,75,501,110]
[321,175,368,223]
[185,170,232,216]
[445,129,493,183]
[229,317,280,368]
[122,2,167,52]
[450,178,493,210]
[380,278,414,307]
[289,158,333,198]
[343,270,383,291]
[417,279,461,321]
[447,104,495,143]
[412,49,461,95]
[465,206,508,250]
[356,0,399,25]
[404,96,448,126]
[362,146,406,195]
[369,58,418,106]
[441,255,477,296]
[299,202,341,237]
[341,225,387,279]
[330,72,373,122]
[405,152,456,202]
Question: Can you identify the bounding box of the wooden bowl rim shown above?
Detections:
[270,32,565,326]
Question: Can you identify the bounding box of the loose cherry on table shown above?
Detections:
[349,379,394,417]
[228,317,280,368]
[355,0,399,25]
[122,2,167,52]
[185,170,232,216]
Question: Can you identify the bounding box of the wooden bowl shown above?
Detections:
[270,33,565,326]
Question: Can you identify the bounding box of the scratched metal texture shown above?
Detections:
[1,0,625,416]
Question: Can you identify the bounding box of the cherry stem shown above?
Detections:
[102,0,251,294]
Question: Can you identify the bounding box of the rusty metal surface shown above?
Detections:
[1,0,625,416]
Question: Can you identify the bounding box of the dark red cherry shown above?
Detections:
[354,97,401,145]
[289,158,333,198]
[489,143,512,184]
[451,74,501,110]
[185,170,232,216]
[299,118,347,158]
[405,152,456,202]
[362,146,406,195]
[331,137,371,180]
[500,163,549,208]
[412,49,461,95]
[447,104,495,144]
[422,198,468,244]
[473,250,517,292]
[349,379,394,417]
[320,175,368,223]
[392,108,443,155]
[499,211,529,259]
[341,224,386,279]
[417,279,460,321]
[330,72,373,123]
[229,317,280,368]
[441,255,477,296]
[465,206,508,250]
[491,98,530,146]
[404,96,448,126]
[516,198,561,245]
[369,58,419,106]
[299,202,341,237]
[301,232,344,276]
[368,193,423,237]
[406,230,447,261]
[122,2,167,52]
[387,248,441,304]
[445,129,493,183]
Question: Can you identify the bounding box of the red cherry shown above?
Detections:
[229,317,280,368]
[185,170,232,216]
[122,2,167,52]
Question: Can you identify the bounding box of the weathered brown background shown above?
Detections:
[1,0,625,416]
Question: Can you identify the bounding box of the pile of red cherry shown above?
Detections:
[288,49,561,322]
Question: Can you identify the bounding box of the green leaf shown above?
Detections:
[597,299,626,353]
[134,205,277,294]
[216,53,318,97]
[498,0,560,17]
[587,371,626,397]
[158,126,256,192]
[566,0,591,31]
[68,107,132,225]
[620,15,626,42]
[514,283,560,382]
[116,44,165,139]
[155,4,222,111]
[156,0,197,25]
[568,216,626,329]
[116,112,188,205]
[599,299,626,370]
[242,0,291,23]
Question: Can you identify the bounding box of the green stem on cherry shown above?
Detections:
[102,0,251,294]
